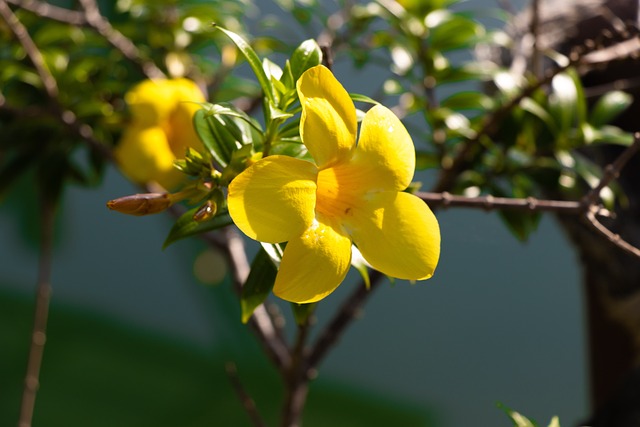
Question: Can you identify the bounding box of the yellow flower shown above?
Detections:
[115,78,205,189]
[228,65,440,303]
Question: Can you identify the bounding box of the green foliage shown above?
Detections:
[163,207,233,248]
[499,403,561,427]
[241,245,280,323]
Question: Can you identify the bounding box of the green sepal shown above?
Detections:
[163,208,233,249]
[241,245,279,323]
[291,302,316,326]
[213,25,276,105]
[290,39,322,82]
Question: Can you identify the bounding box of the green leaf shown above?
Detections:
[351,248,371,290]
[291,302,316,326]
[213,25,275,105]
[497,403,539,427]
[498,209,541,242]
[441,91,493,111]
[163,209,233,249]
[520,97,558,134]
[194,109,232,167]
[350,93,380,105]
[549,72,580,135]
[290,39,322,82]
[589,90,632,127]
[428,11,482,52]
[241,247,278,323]
[583,124,634,146]
[415,151,439,170]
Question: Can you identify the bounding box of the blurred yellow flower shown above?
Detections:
[228,65,440,303]
[116,78,205,189]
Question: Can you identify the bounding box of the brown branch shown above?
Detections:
[0,0,114,161]
[585,207,640,258]
[77,0,165,79]
[530,0,542,79]
[0,0,58,98]
[18,196,56,427]
[431,55,578,193]
[5,0,87,25]
[225,362,268,427]
[5,0,87,26]
[416,191,584,213]
[581,132,640,208]
[431,31,638,194]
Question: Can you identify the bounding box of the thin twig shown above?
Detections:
[307,270,384,372]
[416,191,584,213]
[585,207,640,258]
[18,196,56,427]
[581,132,640,208]
[0,0,114,161]
[5,0,87,25]
[77,0,164,79]
[530,0,542,79]
[225,362,268,427]
[429,27,639,194]
[432,55,578,193]
[0,0,58,98]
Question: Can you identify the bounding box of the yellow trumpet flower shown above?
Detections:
[116,78,205,189]
[228,65,440,303]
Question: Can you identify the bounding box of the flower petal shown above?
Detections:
[115,125,183,189]
[350,104,415,191]
[166,79,206,157]
[346,191,440,280]
[227,156,318,244]
[297,65,356,168]
[274,218,352,303]
[126,80,176,126]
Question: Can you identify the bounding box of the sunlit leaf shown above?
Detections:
[214,25,275,105]
[290,39,322,82]
[589,90,632,127]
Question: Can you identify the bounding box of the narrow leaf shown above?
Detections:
[163,208,233,248]
[290,39,322,82]
[241,247,278,323]
[589,90,632,127]
[193,109,232,167]
[350,93,380,105]
[214,25,275,105]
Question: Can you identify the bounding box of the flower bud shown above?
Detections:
[107,193,172,216]
[192,200,217,222]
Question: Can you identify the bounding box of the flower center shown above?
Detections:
[315,165,358,220]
